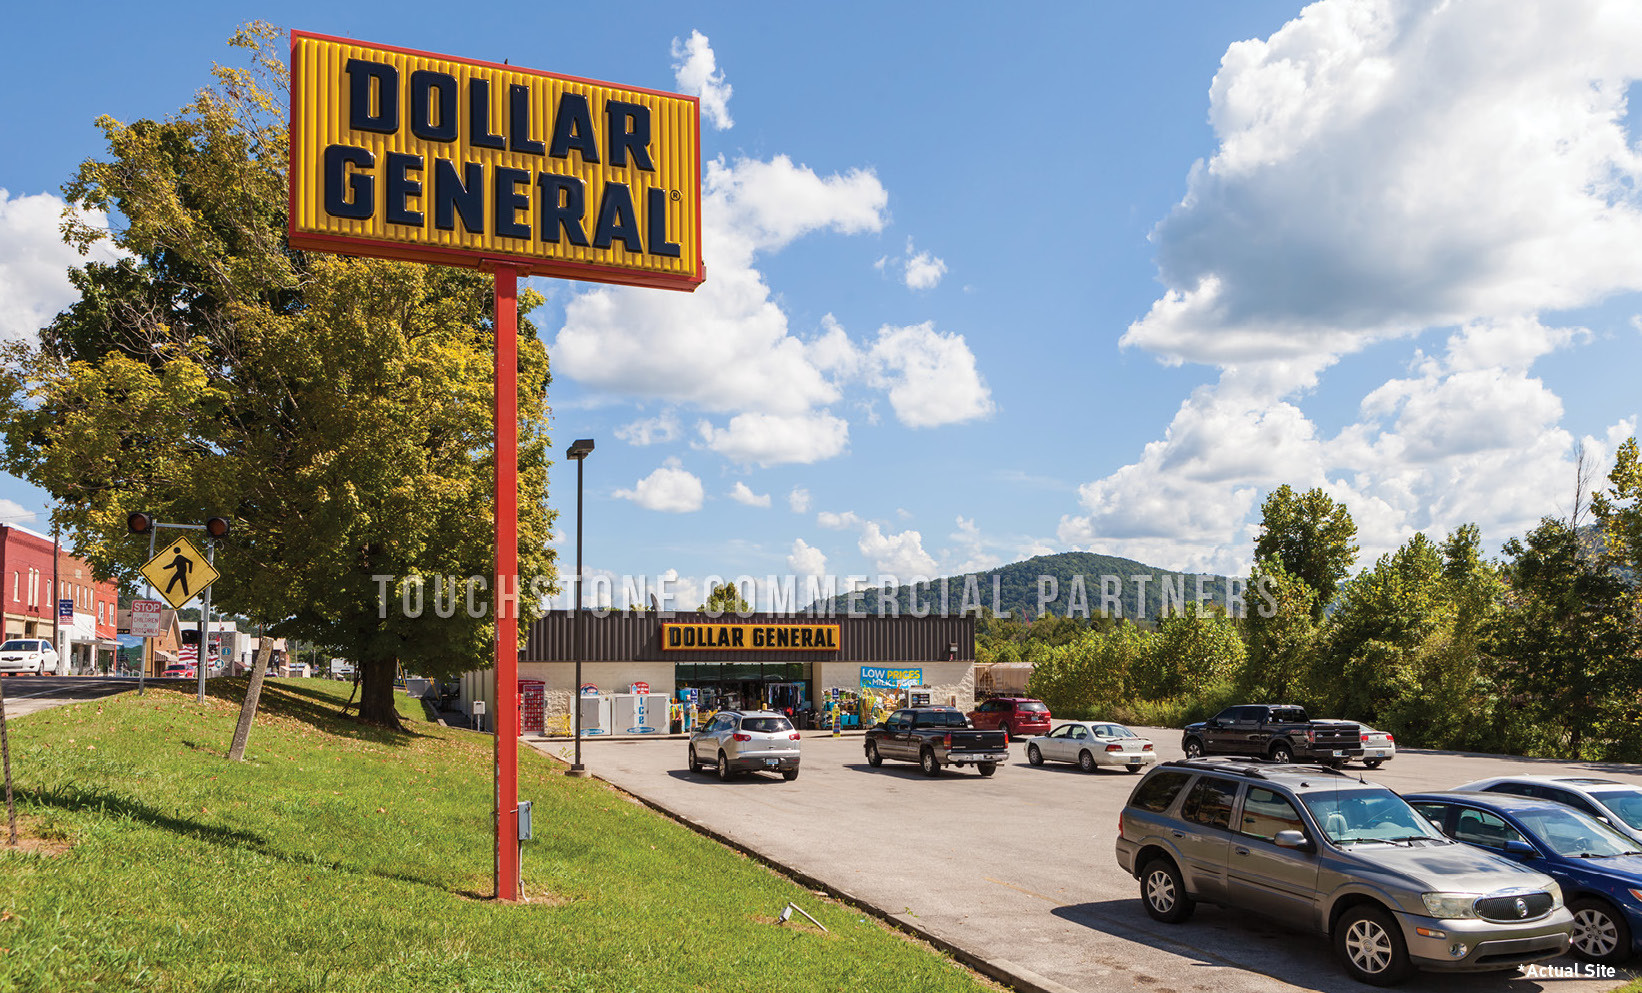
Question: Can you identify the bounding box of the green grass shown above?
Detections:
[0,679,997,993]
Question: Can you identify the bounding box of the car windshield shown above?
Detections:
[1018,702,1048,712]
[1588,790,1642,831]
[1301,789,1446,845]
[0,641,36,652]
[1515,806,1642,858]
[740,717,792,733]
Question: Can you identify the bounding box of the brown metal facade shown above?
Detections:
[523,611,974,664]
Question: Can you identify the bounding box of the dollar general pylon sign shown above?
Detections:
[288,31,703,290]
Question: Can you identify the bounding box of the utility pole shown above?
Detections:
[51,527,61,675]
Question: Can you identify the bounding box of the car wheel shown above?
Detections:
[716,751,735,782]
[865,741,883,767]
[1139,858,1194,924]
[1183,738,1204,759]
[687,746,702,774]
[1269,742,1294,764]
[1571,898,1632,965]
[999,722,1011,741]
[1363,759,1383,770]
[920,748,941,777]
[977,762,997,777]
[782,769,799,782]
[1079,750,1096,773]
[1027,744,1044,766]
[1335,904,1413,986]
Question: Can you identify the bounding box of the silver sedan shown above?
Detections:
[688,709,801,781]
[1026,721,1156,773]
[1355,724,1396,769]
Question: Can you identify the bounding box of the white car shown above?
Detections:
[1355,724,1396,769]
[0,638,59,675]
[1026,721,1156,773]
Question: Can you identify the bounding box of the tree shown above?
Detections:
[1486,518,1639,758]
[1594,436,1642,588]
[699,582,751,614]
[1239,558,1320,704]
[0,26,556,728]
[1253,485,1359,620]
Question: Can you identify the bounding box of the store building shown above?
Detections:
[57,549,118,672]
[461,611,976,734]
[0,525,55,644]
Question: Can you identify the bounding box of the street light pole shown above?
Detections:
[566,438,594,778]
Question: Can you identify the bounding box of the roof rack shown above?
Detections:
[1160,757,1356,781]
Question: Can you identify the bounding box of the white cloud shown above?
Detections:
[671,30,733,131]
[1123,0,1642,367]
[817,509,862,531]
[553,156,888,418]
[657,568,703,613]
[867,322,995,428]
[697,411,849,466]
[728,481,771,508]
[904,249,948,291]
[614,411,681,446]
[612,458,705,513]
[0,189,124,342]
[788,487,811,513]
[857,522,938,577]
[787,538,828,577]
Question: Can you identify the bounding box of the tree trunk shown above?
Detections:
[357,655,402,729]
[227,632,275,762]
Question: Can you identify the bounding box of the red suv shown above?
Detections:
[968,697,1051,739]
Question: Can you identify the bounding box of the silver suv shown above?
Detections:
[1116,758,1572,985]
[688,710,801,782]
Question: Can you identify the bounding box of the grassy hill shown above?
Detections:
[0,679,994,992]
[814,550,1237,621]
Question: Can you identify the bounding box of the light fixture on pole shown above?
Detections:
[566,438,594,778]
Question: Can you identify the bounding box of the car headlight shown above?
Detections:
[1548,881,1564,910]
[1422,893,1480,919]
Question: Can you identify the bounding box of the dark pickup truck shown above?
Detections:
[864,707,1009,777]
[1181,704,1363,767]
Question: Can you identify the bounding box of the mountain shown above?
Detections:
[808,551,1240,622]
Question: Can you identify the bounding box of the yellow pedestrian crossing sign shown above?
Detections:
[140,536,219,610]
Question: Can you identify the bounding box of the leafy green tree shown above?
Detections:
[1253,485,1359,619]
[1150,603,1245,697]
[0,26,556,728]
[1239,558,1320,704]
[699,582,751,614]
[1486,518,1640,758]
[1595,437,1642,588]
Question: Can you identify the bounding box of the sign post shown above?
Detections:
[288,31,703,904]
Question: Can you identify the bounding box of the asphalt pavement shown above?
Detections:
[526,729,1642,993]
[0,675,163,719]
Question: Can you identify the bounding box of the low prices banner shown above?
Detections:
[860,667,923,689]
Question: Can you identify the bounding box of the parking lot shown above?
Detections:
[529,728,1642,993]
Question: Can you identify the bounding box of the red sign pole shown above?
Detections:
[492,262,521,902]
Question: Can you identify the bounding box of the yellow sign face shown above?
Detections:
[288,31,703,291]
[140,537,220,610]
[661,623,841,652]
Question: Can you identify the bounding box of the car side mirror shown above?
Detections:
[1274,830,1315,853]
[1502,839,1536,858]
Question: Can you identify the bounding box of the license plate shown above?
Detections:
[1128,757,1142,764]
[765,758,779,766]
[1332,750,1345,757]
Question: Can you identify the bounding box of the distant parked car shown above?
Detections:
[1026,721,1156,773]
[1452,775,1642,848]
[160,665,196,680]
[968,697,1052,739]
[1354,724,1397,769]
[0,639,58,675]
[1407,790,1642,964]
[688,709,801,781]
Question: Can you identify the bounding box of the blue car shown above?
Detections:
[1406,791,1642,965]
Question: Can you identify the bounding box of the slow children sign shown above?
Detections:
[288,32,703,290]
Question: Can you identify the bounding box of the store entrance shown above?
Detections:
[676,662,812,721]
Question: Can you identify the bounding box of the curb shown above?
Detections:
[528,743,1078,993]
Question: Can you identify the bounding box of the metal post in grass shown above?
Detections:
[566,439,594,778]
[0,672,15,845]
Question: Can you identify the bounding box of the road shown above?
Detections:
[529,729,1642,993]
[0,675,179,719]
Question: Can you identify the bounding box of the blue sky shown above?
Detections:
[2,1,1641,609]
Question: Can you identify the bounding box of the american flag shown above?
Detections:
[179,644,198,664]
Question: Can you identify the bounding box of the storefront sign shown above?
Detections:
[288,32,703,291]
[662,622,841,651]
[629,681,650,695]
[860,667,924,688]
[579,683,599,696]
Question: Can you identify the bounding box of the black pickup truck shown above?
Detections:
[1180,704,1362,767]
[863,707,1010,777]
